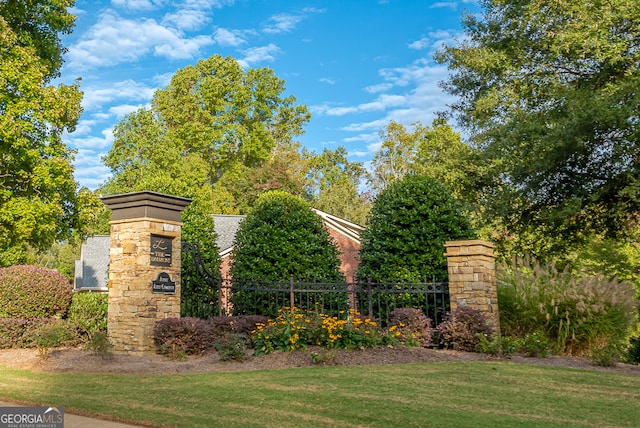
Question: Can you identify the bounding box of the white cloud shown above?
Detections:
[429,2,458,10]
[263,13,304,34]
[73,148,113,189]
[342,118,389,133]
[154,34,214,59]
[92,113,112,121]
[111,0,164,11]
[319,77,336,85]
[364,82,394,94]
[66,11,213,70]
[152,72,174,87]
[214,28,249,47]
[71,119,97,137]
[82,80,156,111]
[262,8,325,34]
[313,94,407,117]
[238,44,281,67]
[162,9,211,31]
[67,128,114,150]
[109,103,149,118]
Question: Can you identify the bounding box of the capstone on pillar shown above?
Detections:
[102,191,191,355]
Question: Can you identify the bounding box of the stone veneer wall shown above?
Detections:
[107,219,183,354]
[444,240,500,337]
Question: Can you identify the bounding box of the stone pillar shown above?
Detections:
[444,240,500,337]
[102,191,191,354]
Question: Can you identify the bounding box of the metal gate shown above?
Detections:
[180,241,221,318]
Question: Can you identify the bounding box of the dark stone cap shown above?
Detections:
[101,191,192,222]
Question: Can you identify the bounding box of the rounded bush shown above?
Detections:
[357,175,475,282]
[0,265,73,318]
[436,306,494,352]
[67,292,108,337]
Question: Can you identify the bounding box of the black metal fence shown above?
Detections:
[208,277,449,327]
[180,241,450,326]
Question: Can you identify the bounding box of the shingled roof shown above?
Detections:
[212,214,244,256]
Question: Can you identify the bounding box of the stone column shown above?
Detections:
[102,191,191,354]
[444,240,500,337]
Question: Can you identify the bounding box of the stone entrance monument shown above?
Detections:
[102,191,191,354]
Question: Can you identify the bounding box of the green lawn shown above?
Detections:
[1,361,639,427]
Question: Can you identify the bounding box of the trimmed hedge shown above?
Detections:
[0,265,72,318]
[0,317,78,349]
[67,292,108,337]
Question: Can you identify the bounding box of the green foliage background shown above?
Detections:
[358,175,476,282]
[231,191,344,282]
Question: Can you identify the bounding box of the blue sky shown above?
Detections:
[58,0,481,190]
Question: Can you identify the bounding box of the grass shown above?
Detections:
[0,361,639,427]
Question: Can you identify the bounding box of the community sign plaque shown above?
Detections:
[150,234,172,266]
[151,272,176,294]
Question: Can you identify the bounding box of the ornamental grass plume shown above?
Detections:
[498,256,638,356]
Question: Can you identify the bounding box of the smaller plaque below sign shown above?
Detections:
[151,272,176,294]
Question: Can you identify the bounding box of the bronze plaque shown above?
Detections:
[150,234,172,266]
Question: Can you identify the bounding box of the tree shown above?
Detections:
[306,147,370,225]
[368,121,418,195]
[150,55,311,183]
[357,175,476,282]
[230,191,344,316]
[436,0,640,253]
[103,55,311,212]
[0,10,82,266]
[214,141,312,214]
[368,119,475,199]
[231,191,344,281]
[0,0,76,80]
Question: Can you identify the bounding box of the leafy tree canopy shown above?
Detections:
[231,190,344,281]
[368,118,475,199]
[306,146,370,226]
[357,175,476,282]
[436,0,640,253]
[0,0,76,80]
[102,55,311,214]
[0,10,82,266]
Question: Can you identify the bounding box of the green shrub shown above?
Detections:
[0,317,83,350]
[389,308,433,347]
[0,318,34,348]
[214,334,249,361]
[153,317,214,356]
[0,265,72,318]
[30,319,80,358]
[357,175,475,282]
[67,292,108,338]
[625,336,640,364]
[84,331,113,359]
[498,256,638,355]
[517,331,551,357]
[436,306,494,352]
[589,343,621,367]
[230,191,345,317]
[475,334,519,356]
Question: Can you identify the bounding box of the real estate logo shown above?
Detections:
[0,406,63,428]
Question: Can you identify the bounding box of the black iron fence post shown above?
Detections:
[367,278,373,317]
